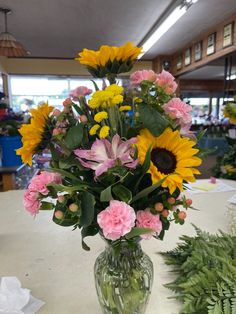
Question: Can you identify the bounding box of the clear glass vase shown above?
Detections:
[94,238,154,314]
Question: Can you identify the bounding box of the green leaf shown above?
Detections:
[91,80,100,91]
[47,168,85,183]
[141,145,152,174]
[64,124,84,149]
[80,191,95,227]
[53,215,78,227]
[112,184,132,203]
[138,103,169,136]
[40,201,54,210]
[47,183,86,193]
[125,227,153,239]
[197,129,207,141]
[81,225,99,251]
[100,185,113,202]
[131,177,167,203]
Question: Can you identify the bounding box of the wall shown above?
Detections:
[2,58,153,76]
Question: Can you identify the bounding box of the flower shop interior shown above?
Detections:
[0,0,236,314]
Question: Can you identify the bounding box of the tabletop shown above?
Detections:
[0,179,236,314]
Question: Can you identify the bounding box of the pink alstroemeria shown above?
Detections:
[69,86,92,100]
[155,70,178,95]
[74,135,138,177]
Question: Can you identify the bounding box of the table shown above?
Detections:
[0,179,236,314]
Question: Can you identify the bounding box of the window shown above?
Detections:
[9,76,107,112]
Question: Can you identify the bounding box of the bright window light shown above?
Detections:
[138,4,191,59]
[226,74,236,80]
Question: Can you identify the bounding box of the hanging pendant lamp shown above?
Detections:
[0,8,29,57]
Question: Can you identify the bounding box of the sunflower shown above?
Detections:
[136,128,202,194]
[16,103,54,166]
[76,42,142,78]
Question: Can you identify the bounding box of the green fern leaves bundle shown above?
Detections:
[161,225,236,314]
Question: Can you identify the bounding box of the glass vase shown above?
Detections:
[94,238,154,314]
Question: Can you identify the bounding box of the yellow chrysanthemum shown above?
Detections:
[136,128,202,194]
[77,42,142,69]
[119,105,132,112]
[99,126,110,139]
[94,111,108,123]
[105,84,123,95]
[89,124,100,135]
[88,84,123,109]
[16,103,54,166]
[224,165,236,174]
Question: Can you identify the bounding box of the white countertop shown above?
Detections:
[0,179,236,314]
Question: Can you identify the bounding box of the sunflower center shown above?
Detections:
[151,148,177,174]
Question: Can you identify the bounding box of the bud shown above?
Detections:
[154,202,164,212]
[55,210,64,219]
[57,195,65,203]
[162,209,169,218]
[69,203,79,212]
[52,128,62,136]
[186,199,192,206]
[178,211,187,220]
[135,112,140,118]
[167,197,175,205]
[52,109,61,117]
[80,115,88,123]
[63,98,72,107]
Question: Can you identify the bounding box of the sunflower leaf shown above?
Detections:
[138,103,170,136]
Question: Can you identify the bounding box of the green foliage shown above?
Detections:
[64,124,84,149]
[138,103,170,137]
[162,226,236,314]
[212,144,236,180]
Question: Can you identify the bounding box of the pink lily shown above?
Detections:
[74,135,138,177]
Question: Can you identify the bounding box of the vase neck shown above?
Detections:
[104,239,143,266]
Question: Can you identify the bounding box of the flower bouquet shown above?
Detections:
[17,42,202,314]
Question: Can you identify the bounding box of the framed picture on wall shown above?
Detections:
[184,48,191,66]
[194,41,202,61]
[176,55,182,70]
[207,33,216,55]
[223,23,234,47]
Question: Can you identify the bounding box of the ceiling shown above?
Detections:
[0,0,235,60]
[181,53,236,80]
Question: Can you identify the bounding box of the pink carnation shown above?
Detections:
[163,98,192,126]
[23,189,41,216]
[28,171,62,195]
[69,86,92,99]
[155,70,177,95]
[136,209,162,240]
[130,70,157,86]
[97,200,136,240]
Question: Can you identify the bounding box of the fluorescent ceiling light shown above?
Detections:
[226,74,236,80]
[138,1,199,59]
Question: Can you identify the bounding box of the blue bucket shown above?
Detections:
[0,135,23,167]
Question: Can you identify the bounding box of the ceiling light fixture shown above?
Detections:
[0,7,29,57]
[138,0,199,59]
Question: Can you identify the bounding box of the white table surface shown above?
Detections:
[0,179,236,314]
